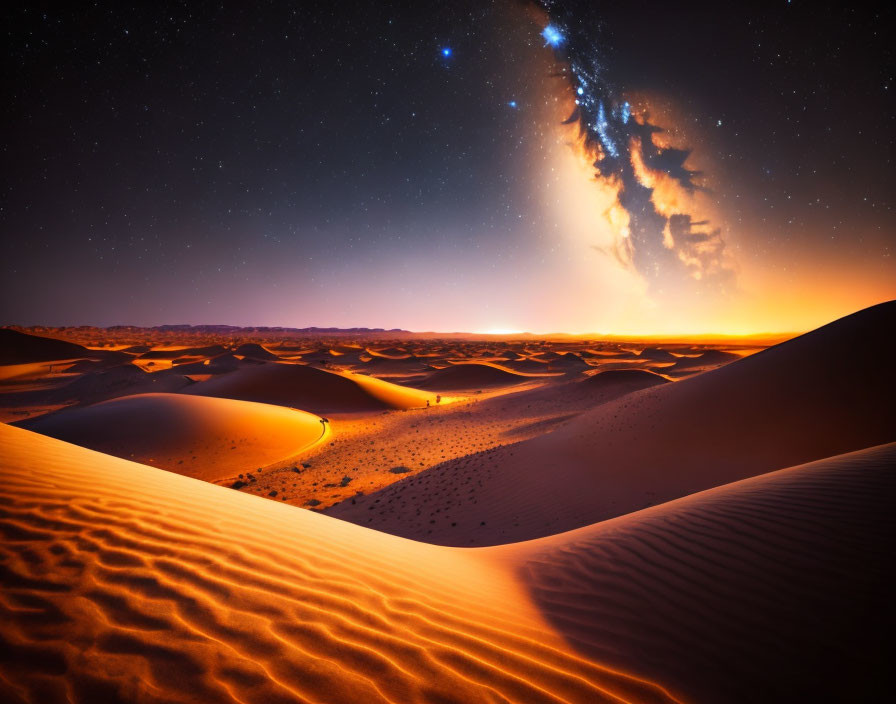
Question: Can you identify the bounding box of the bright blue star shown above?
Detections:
[508,100,518,109]
[441,47,452,57]
[541,25,563,48]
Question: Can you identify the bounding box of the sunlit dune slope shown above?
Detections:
[329,301,896,545]
[0,423,680,704]
[417,362,541,390]
[182,361,436,413]
[19,393,324,482]
[497,443,896,704]
[0,360,85,384]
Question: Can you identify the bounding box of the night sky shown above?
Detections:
[2,1,893,334]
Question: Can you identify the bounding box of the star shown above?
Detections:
[441,47,452,57]
[541,25,564,48]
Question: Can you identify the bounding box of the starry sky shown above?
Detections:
[2,1,893,334]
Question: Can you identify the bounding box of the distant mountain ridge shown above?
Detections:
[6,324,407,334]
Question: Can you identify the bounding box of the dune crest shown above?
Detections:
[0,423,683,704]
[330,301,896,545]
[2,424,892,702]
[500,443,896,703]
[0,328,89,365]
[20,393,325,482]
[416,362,547,390]
[182,361,438,413]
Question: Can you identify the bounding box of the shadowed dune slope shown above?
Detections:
[182,361,435,413]
[138,345,227,360]
[673,348,739,367]
[19,393,324,482]
[0,328,89,365]
[582,369,669,387]
[417,362,536,390]
[328,301,896,545]
[548,353,591,372]
[0,423,681,704]
[233,343,280,360]
[497,443,896,704]
[498,369,669,413]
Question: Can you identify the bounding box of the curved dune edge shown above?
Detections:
[0,423,682,704]
[183,362,439,413]
[495,442,896,703]
[0,328,89,364]
[19,393,326,482]
[341,370,461,408]
[417,362,555,391]
[328,301,896,545]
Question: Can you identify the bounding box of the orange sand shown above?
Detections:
[1,423,891,702]
[21,393,325,482]
[0,423,682,704]
[329,301,896,544]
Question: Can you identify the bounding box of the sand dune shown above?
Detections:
[499,443,896,703]
[330,301,896,544]
[232,342,280,360]
[418,362,542,390]
[360,354,431,375]
[582,369,669,387]
[0,328,89,364]
[183,361,436,413]
[548,353,591,372]
[678,348,739,365]
[662,349,741,377]
[499,368,669,416]
[636,347,678,362]
[0,360,81,384]
[138,344,227,360]
[164,353,242,376]
[20,393,324,482]
[0,363,195,424]
[60,363,195,402]
[366,346,409,358]
[0,423,681,704]
[500,358,558,374]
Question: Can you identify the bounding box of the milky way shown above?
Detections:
[537,0,732,288]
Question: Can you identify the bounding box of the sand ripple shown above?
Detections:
[0,424,679,704]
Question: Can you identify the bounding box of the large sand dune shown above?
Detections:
[0,328,89,365]
[19,393,324,482]
[329,301,896,544]
[418,362,538,390]
[182,361,436,413]
[499,442,896,703]
[0,423,680,704]
[2,423,892,702]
